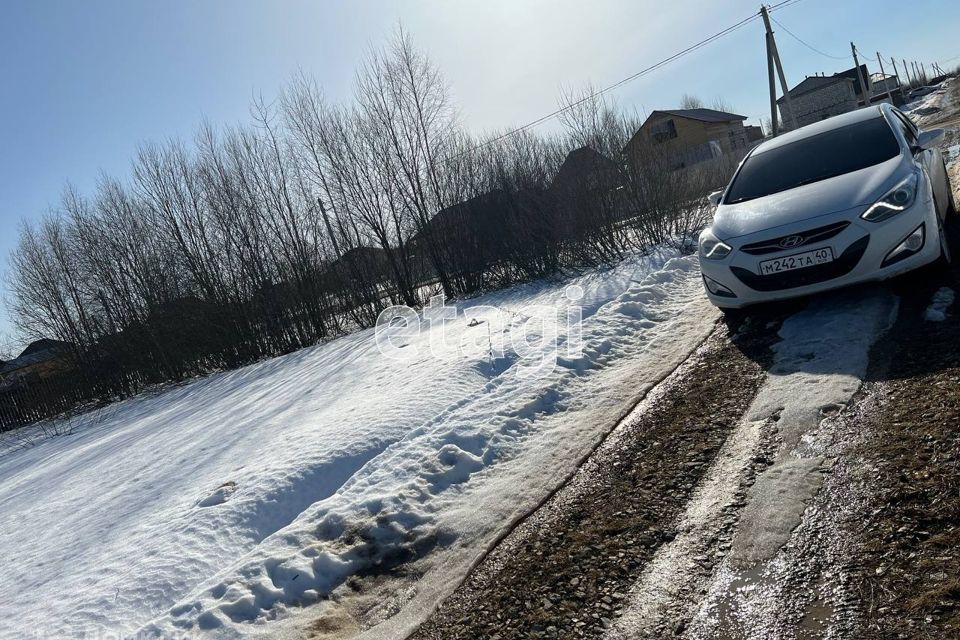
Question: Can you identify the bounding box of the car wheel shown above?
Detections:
[948,175,958,216]
[719,306,749,325]
[937,211,958,268]
[944,161,957,215]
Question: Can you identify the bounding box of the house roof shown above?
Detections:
[331,246,389,269]
[0,339,73,376]
[550,147,620,192]
[777,75,851,103]
[649,108,747,123]
[19,338,71,359]
[835,64,871,96]
[779,64,871,104]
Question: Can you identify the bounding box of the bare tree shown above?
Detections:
[3,26,748,430]
[680,93,705,109]
[355,28,460,297]
[0,332,17,362]
[711,97,735,113]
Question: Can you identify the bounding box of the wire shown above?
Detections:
[443,0,812,161]
[852,45,880,65]
[768,0,806,11]
[446,9,766,160]
[772,16,846,60]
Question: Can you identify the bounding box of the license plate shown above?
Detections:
[759,247,834,274]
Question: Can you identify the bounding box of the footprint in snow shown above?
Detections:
[196,481,237,508]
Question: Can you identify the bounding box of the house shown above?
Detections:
[834,64,872,103]
[399,187,555,292]
[869,72,903,100]
[415,188,552,256]
[777,63,898,129]
[549,146,630,229]
[550,146,622,196]
[321,246,394,292]
[0,339,75,390]
[745,124,765,143]
[777,75,859,129]
[624,108,750,170]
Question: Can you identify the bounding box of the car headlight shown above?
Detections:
[882,223,925,267]
[699,229,732,260]
[861,172,920,222]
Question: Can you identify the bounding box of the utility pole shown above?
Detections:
[760,5,796,133]
[851,43,871,106]
[877,52,892,103]
[765,30,779,136]
[890,57,906,100]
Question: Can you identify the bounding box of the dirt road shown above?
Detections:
[403,83,960,640]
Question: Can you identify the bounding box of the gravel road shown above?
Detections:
[403,81,960,640]
[411,319,781,640]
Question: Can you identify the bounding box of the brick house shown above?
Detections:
[745,124,765,143]
[834,64,872,103]
[623,108,750,170]
[870,72,899,96]
[777,75,859,129]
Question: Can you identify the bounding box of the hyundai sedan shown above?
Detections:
[699,104,956,309]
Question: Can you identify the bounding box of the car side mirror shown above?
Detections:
[915,128,945,151]
[708,190,724,206]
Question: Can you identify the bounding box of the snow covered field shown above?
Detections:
[0,249,716,639]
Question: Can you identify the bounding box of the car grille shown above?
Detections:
[739,221,851,255]
[730,235,869,291]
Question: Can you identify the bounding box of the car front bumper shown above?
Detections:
[698,197,942,308]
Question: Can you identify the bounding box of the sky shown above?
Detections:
[1,0,958,352]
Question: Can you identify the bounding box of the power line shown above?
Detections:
[445,1,812,161]
[852,45,880,65]
[767,0,807,11]
[449,5,804,160]
[771,16,846,60]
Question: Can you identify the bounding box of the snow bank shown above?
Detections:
[0,248,715,639]
[924,287,955,322]
[139,254,716,638]
[903,78,955,125]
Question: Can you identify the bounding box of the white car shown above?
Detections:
[699,104,956,310]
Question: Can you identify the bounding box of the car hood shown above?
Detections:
[711,155,907,240]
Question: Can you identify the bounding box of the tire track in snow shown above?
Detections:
[609,287,898,639]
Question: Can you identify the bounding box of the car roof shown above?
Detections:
[752,105,890,155]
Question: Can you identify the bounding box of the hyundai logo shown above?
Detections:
[779,235,805,248]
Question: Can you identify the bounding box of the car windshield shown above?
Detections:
[724,116,901,204]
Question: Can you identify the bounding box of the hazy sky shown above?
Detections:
[1,0,958,350]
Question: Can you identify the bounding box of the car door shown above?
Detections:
[893,109,949,218]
